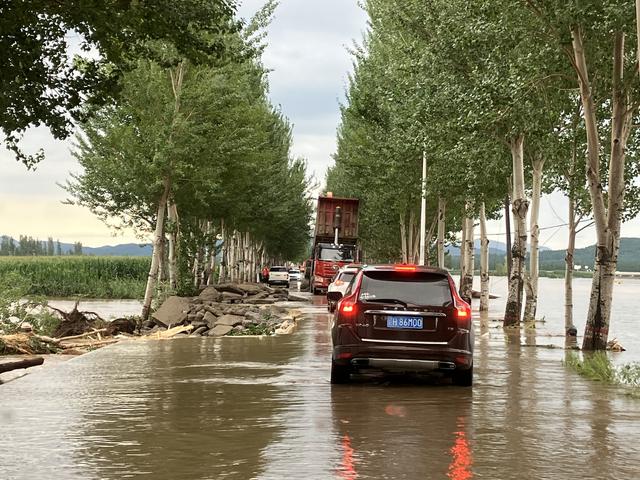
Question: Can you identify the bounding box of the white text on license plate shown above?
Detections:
[386,316,423,329]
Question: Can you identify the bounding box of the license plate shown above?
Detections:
[386,316,423,329]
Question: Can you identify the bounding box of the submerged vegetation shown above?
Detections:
[565,352,640,398]
[0,272,61,338]
[0,257,149,299]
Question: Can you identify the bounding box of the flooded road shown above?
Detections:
[2,282,640,479]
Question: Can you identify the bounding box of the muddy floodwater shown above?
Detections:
[1,278,639,479]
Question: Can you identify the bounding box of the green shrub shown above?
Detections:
[565,351,640,397]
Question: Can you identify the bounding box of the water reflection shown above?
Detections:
[337,434,357,480]
[447,418,473,480]
[330,385,473,479]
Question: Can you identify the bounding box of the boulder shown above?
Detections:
[223,306,248,317]
[203,305,223,316]
[244,311,261,323]
[232,325,245,333]
[199,286,223,302]
[222,292,243,303]
[207,325,234,337]
[187,313,203,323]
[246,298,278,305]
[214,283,246,296]
[203,311,218,328]
[248,291,269,300]
[19,322,33,332]
[190,320,208,329]
[215,314,245,327]
[236,283,265,296]
[287,293,310,303]
[191,326,209,336]
[141,319,155,330]
[106,317,137,335]
[152,296,190,328]
[242,319,257,327]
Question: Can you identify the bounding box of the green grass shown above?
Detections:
[0,256,150,299]
[564,351,640,397]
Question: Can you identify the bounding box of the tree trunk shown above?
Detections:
[0,357,44,374]
[400,213,408,263]
[459,216,467,288]
[167,200,178,289]
[412,217,421,264]
[157,233,166,282]
[460,205,474,305]
[424,212,438,266]
[142,176,171,320]
[523,157,545,322]
[218,220,226,284]
[573,28,631,350]
[503,135,528,327]
[437,197,446,268]
[479,202,490,312]
[565,195,577,333]
[504,194,512,278]
[408,210,415,264]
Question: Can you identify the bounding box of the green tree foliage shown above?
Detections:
[1,0,238,166]
[66,7,312,304]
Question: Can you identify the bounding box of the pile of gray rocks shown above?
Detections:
[144,283,309,337]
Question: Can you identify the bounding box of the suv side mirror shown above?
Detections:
[327,291,343,302]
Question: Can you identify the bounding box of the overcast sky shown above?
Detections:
[1,0,639,250]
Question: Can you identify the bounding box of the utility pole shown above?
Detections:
[419,150,427,265]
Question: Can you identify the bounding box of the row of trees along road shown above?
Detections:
[2,1,312,319]
[326,0,640,350]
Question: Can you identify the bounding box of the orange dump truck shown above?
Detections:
[307,194,359,294]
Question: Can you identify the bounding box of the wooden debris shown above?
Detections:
[0,357,44,374]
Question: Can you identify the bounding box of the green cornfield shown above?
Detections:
[0,256,150,299]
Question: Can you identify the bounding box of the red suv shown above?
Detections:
[327,265,473,386]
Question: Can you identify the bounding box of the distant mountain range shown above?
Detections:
[1,235,152,256]
[446,239,551,256]
[448,237,640,272]
[81,243,153,256]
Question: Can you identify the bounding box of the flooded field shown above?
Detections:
[1,278,639,479]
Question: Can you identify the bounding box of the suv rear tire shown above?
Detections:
[452,365,473,387]
[330,360,350,384]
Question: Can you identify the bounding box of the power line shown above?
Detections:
[477,218,594,237]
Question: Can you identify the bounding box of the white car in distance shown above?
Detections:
[268,266,289,287]
[326,265,361,312]
[288,268,302,282]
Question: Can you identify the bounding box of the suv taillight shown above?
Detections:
[454,303,471,322]
[338,294,358,319]
[448,276,472,327]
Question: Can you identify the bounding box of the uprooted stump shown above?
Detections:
[49,302,107,338]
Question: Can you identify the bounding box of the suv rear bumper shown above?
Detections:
[332,341,473,372]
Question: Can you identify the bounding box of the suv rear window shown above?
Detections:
[270,267,287,272]
[339,272,356,283]
[358,271,452,307]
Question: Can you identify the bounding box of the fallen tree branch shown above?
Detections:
[60,338,120,349]
[0,357,44,374]
[57,328,108,342]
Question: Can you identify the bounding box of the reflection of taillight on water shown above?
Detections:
[337,434,357,480]
[448,418,473,480]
